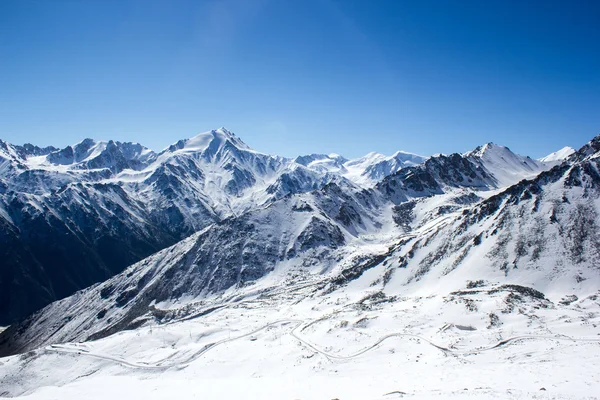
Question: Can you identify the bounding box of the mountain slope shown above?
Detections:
[375,143,548,205]
[465,142,546,187]
[0,180,388,354]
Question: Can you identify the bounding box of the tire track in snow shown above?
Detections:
[292,321,600,360]
[45,319,303,370]
[45,319,600,369]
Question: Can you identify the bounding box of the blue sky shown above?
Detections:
[1,0,599,159]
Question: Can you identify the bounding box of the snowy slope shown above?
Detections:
[0,140,28,178]
[465,143,547,187]
[0,129,419,324]
[0,181,390,354]
[539,146,576,163]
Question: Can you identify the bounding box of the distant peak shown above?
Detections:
[480,142,501,151]
[559,145,576,152]
[73,138,97,149]
[538,146,576,163]
[391,149,426,159]
[465,142,510,158]
[167,128,252,154]
[568,135,600,162]
[215,127,234,136]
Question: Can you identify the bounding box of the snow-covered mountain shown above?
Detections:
[295,150,428,187]
[0,130,561,325]
[464,142,547,187]
[0,130,586,353]
[1,130,598,399]
[539,146,576,164]
[0,129,366,324]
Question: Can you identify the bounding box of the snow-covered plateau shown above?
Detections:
[0,129,598,399]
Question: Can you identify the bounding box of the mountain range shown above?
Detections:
[0,128,575,338]
[1,129,598,399]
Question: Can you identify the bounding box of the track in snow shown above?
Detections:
[45,319,600,369]
[46,320,303,370]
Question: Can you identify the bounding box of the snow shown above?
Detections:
[179,132,214,151]
[172,128,255,155]
[80,140,106,161]
[2,266,599,399]
[341,150,428,187]
[539,146,576,163]
[465,143,548,187]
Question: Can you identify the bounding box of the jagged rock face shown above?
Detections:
[265,165,348,201]
[0,182,186,325]
[46,146,76,165]
[44,139,157,173]
[9,169,77,195]
[73,139,97,161]
[376,153,493,204]
[568,135,600,162]
[81,141,148,173]
[0,141,27,178]
[14,143,58,158]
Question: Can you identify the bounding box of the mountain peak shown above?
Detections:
[168,128,251,154]
[76,138,97,147]
[0,139,22,162]
[465,142,507,158]
[463,141,548,187]
[569,134,600,162]
[346,151,387,166]
[391,150,427,163]
[538,146,575,163]
[215,127,234,136]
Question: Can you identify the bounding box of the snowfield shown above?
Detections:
[1,274,599,399]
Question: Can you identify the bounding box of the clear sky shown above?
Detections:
[1,0,599,159]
